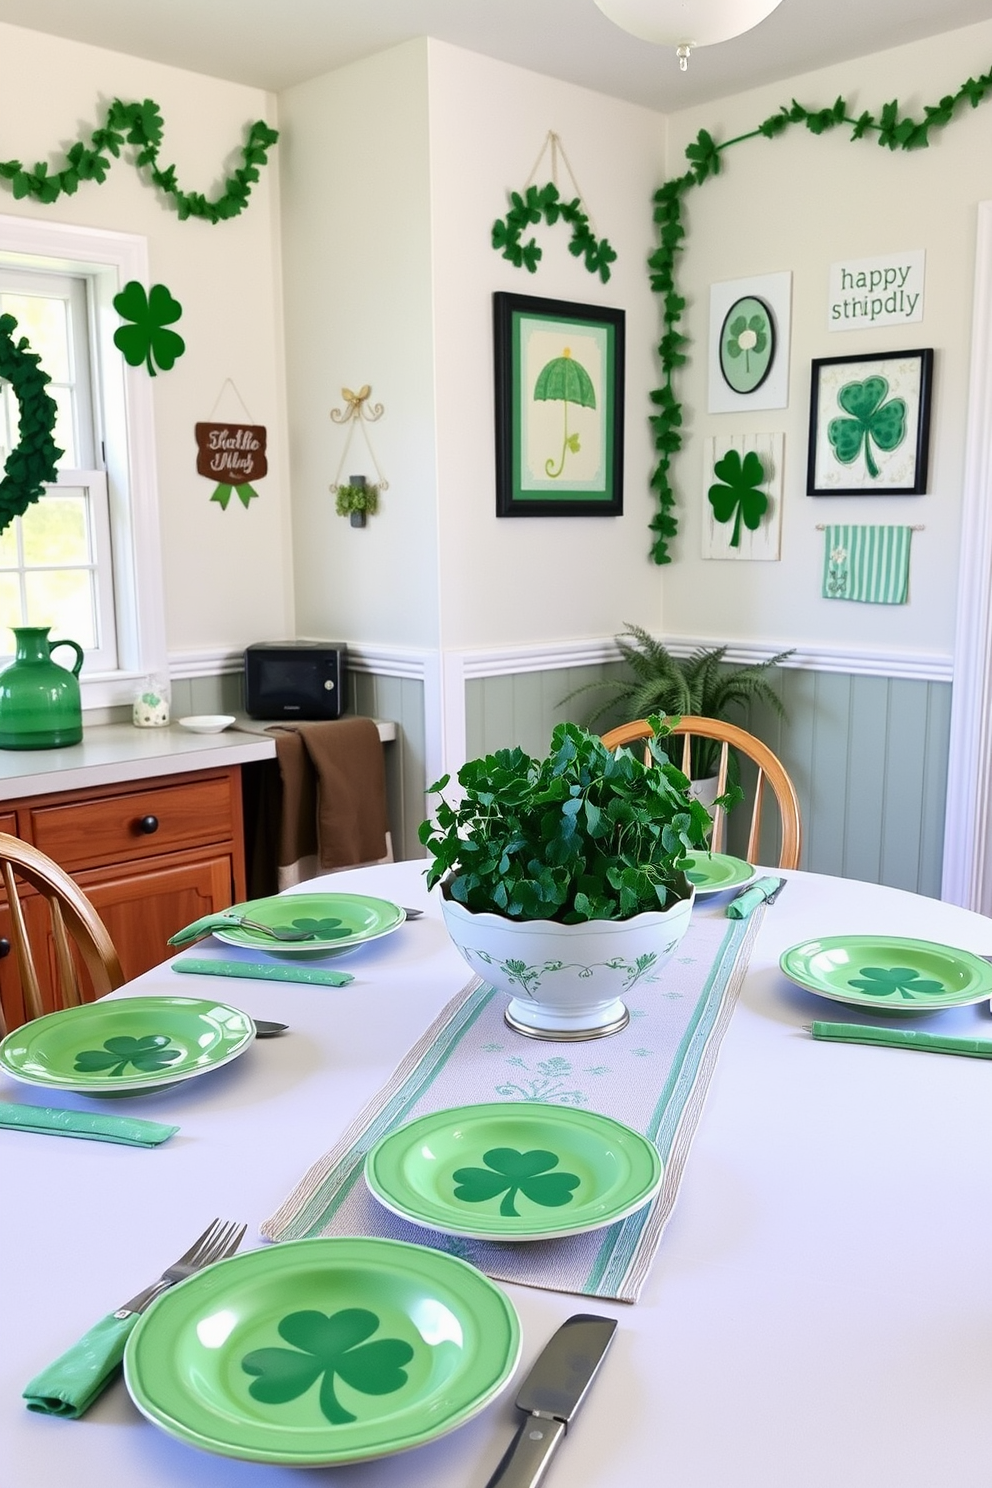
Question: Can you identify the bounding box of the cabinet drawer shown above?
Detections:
[31,775,237,871]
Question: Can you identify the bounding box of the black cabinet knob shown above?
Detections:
[0,937,9,958]
[137,815,159,835]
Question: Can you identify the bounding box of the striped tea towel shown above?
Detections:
[822,524,912,604]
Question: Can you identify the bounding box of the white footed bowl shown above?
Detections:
[440,889,694,1040]
[177,715,236,734]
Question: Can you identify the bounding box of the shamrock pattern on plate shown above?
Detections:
[242,1308,414,1425]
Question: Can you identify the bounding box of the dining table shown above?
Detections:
[3,856,992,1488]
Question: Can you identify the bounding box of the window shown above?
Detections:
[0,215,165,707]
[0,267,116,670]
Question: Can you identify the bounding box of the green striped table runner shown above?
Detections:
[261,900,764,1302]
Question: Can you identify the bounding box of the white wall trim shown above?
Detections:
[456,636,953,685]
[942,199,992,911]
[168,647,244,679]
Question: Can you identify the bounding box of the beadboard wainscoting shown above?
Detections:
[168,641,953,899]
[463,642,952,902]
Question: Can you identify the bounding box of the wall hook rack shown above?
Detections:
[328,384,389,493]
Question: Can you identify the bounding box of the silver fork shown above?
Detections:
[113,1217,247,1318]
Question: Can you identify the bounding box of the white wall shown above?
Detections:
[426,40,667,650]
[279,41,441,650]
[0,21,293,657]
[659,19,992,664]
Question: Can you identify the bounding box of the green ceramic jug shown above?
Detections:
[0,626,84,749]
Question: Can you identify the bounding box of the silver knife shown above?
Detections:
[483,1313,617,1488]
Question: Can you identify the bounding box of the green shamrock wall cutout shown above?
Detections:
[241,1308,414,1425]
[452,1147,581,1217]
[827,376,906,479]
[113,281,185,377]
[707,448,768,548]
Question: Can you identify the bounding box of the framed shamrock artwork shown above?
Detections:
[807,348,933,496]
[493,291,624,516]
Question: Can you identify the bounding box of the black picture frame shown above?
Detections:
[807,347,933,496]
[494,291,624,517]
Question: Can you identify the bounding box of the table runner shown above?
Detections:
[261,899,764,1302]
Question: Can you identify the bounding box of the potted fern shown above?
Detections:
[419,719,731,1040]
[561,623,793,782]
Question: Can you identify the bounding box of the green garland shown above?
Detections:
[0,313,62,535]
[648,68,992,564]
[0,98,278,224]
[493,182,617,281]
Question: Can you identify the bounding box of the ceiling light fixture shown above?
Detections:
[593,0,785,70]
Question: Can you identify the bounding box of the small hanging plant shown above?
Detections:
[335,482,379,518]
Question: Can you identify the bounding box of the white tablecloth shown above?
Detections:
[3,859,992,1488]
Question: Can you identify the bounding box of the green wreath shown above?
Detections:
[492,182,617,281]
[0,314,63,535]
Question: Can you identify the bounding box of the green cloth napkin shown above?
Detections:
[23,1311,138,1417]
[172,958,354,986]
[167,909,256,947]
[0,1101,177,1146]
[725,876,782,920]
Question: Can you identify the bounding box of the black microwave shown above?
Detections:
[244,641,348,720]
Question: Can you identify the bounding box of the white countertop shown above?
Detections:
[0,717,396,800]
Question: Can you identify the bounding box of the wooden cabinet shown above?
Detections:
[0,766,246,1024]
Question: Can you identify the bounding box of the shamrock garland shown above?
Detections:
[648,67,992,564]
[0,313,62,536]
[0,98,278,224]
[493,182,617,282]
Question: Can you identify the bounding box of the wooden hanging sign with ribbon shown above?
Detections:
[195,422,267,509]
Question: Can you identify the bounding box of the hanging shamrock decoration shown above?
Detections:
[0,313,63,535]
[113,281,185,377]
[828,376,906,479]
[534,347,596,478]
[707,448,768,548]
[195,421,267,509]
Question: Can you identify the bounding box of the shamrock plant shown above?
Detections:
[74,1034,182,1076]
[707,449,768,548]
[242,1308,414,1425]
[827,376,906,479]
[847,966,945,1000]
[453,1147,580,1217]
[420,719,732,923]
[112,281,185,377]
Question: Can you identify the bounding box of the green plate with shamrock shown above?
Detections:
[779,936,992,1014]
[682,852,755,895]
[212,893,405,955]
[365,1102,663,1241]
[0,995,255,1095]
[123,1236,521,1467]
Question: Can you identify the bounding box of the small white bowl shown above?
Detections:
[177,714,236,734]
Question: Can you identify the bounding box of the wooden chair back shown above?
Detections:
[0,832,124,1036]
[599,716,802,870]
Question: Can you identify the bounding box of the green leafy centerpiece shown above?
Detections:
[419,719,719,1039]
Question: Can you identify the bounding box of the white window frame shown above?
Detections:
[0,213,166,710]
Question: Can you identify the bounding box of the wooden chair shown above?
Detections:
[600,716,802,870]
[0,832,125,1036]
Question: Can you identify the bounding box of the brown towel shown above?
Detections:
[271,718,389,874]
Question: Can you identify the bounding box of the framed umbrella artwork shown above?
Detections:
[493,292,624,516]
